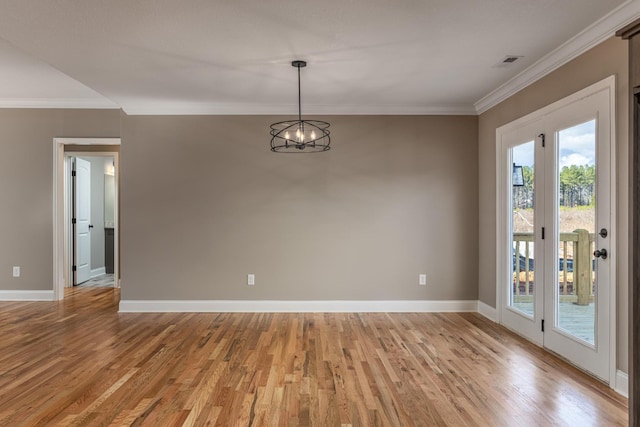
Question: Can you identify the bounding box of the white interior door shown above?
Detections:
[498,77,615,382]
[74,157,91,284]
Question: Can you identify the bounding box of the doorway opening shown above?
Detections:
[70,155,117,287]
[53,138,120,300]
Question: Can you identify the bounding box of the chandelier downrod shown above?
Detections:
[296,61,303,122]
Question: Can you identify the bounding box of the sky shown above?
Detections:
[512,119,595,169]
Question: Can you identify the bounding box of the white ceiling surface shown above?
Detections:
[0,0,635,115]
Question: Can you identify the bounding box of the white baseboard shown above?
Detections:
[90,267,106,278]
[119,299,479,313]
[614,370,628,397]
[477,301,497,321]
[0,290,55,301]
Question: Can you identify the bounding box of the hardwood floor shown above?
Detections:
[0,287,628,426]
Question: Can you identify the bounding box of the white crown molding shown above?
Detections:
[474,0,640,114]
[0,97,119,109]
[0,290,54,301]
[121,103,477,116]
[119,299,479,313]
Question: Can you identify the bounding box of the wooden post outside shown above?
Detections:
[562,241,568,295]
[525,241,530,295]
[515,241,521,296]
[574,229,591,306]
[589,234,596,296]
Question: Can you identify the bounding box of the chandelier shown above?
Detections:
[270,60,331,153]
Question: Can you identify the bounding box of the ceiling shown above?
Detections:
[0,0,637,115]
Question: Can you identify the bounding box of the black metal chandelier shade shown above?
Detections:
[270,60,331,153]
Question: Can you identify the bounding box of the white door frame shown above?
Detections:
[495,76,617,386]
[53,138,121,300]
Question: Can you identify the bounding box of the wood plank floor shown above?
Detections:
[0,287,628,426]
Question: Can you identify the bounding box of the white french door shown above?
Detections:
[497,77,615,382]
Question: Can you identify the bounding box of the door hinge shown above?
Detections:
[72,170,76,177]
[72,218,77,224]
[541,227,545,239]
[541,319,545,332]
[72,265,77,272]
[539,133,545,147]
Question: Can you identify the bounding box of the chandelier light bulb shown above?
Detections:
[311,131,316,140]
[284,131,290,140]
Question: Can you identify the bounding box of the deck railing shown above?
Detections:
[513,229,595,305]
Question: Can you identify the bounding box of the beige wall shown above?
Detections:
[120,115,479,301]
[478,37,629,371]
[0,109,120,291]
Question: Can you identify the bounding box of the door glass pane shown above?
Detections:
[510,141,535,317]
[556,120,596,344]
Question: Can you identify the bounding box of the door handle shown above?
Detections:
[593,248,607,259]
[89,224,94,229]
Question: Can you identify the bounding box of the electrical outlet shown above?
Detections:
[247,274,255,286]
[12,266,20,277]
[419,274,427,286]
